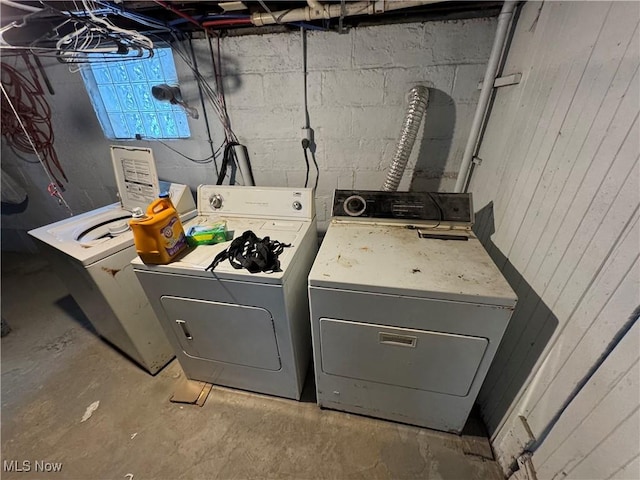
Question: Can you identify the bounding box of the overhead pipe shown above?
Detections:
[251,0,446,27]
[0,0,42,13]
[233,144,255,186]
[453,0,517,193]
[306,0,323,10]
[382,85,430,192]
[152,1,447,31]
[201,18,252,28]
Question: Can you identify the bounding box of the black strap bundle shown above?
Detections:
[205,230,291,274]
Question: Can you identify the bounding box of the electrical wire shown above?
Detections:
[257,0,280,24]
[143,32,241,185]
[300,27,318,191]
[303,144,310,188]
[0,1,156,63]
[53,4,234,179]
[426,192,443,228]
[155,32,238,145]
[301,27,309,129]
[152,0,202,30]
[165,13,326,31]
[0,58,68,189]
[213,34,238,143]
[216,142,240,185]
[77,0,153,50]
[153,138,222,164]
[188,34,219,175]
[310,148,319,191]
[201,18,252,28]
[301,139,319,190]
[290,22,327,32]
[72,3,230,166]
[0,78,72,214]
[142,34,240,183]
[146,33,234,129]
[13,1,243,183]
[94,1,173,32]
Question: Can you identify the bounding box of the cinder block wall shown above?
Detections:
[1,17,495,249]
[221,20,495,227]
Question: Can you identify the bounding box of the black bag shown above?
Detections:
[205,230,291,274]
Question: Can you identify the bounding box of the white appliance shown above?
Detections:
[308,190,517,433]
[29,146,196,374]
[132,186,318,400]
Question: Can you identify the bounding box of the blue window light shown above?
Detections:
[81,47,190,140]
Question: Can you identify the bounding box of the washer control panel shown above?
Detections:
[332,190,473,225]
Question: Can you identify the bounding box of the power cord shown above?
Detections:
[136,134,222,164]
[426,192,443,228]
[302,138,310,188]
[217,142,240,185]
[301,137,319,190]
[310,148,319,191]
[1,58,68,189]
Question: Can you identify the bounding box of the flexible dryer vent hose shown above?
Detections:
[382,85,429,192]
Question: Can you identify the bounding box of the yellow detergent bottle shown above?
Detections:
[129,193,188,264]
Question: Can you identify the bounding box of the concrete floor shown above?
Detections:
[1,252,504,480]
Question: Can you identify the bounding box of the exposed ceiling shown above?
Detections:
[1,1,502,47]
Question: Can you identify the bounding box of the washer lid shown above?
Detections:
[28,203,135,265]
[308,221,517,307]
[111,146,160,212]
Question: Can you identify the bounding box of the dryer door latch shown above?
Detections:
[379,332,417,348]
[176,319,193,340]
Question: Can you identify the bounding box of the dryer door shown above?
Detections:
[160,296,281,371]
[319,318,488,397]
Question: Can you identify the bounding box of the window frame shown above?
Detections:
[80,46,191,140]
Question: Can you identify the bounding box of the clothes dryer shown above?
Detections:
[308,190,517,433]
[133,186,318,400]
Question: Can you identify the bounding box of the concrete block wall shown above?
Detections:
[1,16,496,249]
[220,18,496,228]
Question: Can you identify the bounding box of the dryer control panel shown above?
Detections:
[197,185,315,220]
[332,190,473,226]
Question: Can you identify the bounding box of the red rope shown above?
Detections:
[1,55,67,189]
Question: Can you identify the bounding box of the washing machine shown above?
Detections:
[308,190,517,433]
[132,185,318,400]
[29,146,196,374]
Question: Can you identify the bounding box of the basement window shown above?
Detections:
[80,47,190,140]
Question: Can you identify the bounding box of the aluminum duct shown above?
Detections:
[382,85,429,192]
